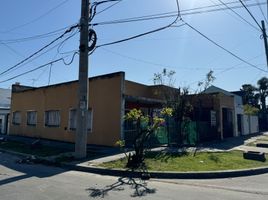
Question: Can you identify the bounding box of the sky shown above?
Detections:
[0,0,268,92]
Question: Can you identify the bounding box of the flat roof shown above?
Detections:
[13,71,125,93]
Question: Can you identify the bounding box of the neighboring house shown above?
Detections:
[9,73,254,147]
[204,85,259,136]
[0,88,11,134]
[9,72,167,146]
[185,92,235,141]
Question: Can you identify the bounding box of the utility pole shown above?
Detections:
[261,20,268,69]
[75,0,90,159]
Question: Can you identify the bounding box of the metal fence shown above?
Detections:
[124,119,218,147]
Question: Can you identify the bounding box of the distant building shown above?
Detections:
[204,86,259,136]
[0,88,11,134]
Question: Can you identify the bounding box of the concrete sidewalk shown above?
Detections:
[2,132,268,179]
[75,132,268,167]
[59,132,268,179]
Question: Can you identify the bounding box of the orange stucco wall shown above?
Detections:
[9,73,124,146]
[125,81,151,98]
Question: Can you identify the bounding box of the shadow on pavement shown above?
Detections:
[86,176,156,198]
[200,132,264,151]
[0,151,67,186]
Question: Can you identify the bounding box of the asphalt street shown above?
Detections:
[1,152,268,200]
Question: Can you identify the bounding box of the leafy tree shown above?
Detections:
[243,104,259,115]
[119,108,172,169]
[257,77,268,111]
[153,69,193,145]
[153,68,176,86]
[198,70,216,92]
[153,68,192,121]
[240,84,258,106]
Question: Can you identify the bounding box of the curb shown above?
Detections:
[0,148,62,166]
[61,163,268,179]
[2,148,268,179]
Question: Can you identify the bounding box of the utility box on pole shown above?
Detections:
[75,0,90,159]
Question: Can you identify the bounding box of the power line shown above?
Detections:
[0,51,77,84]
[216,0,260,31]
[0,24,79,77]
[0,40,24,58]
[90,0,122,21]
[255,0,268,24]
[0,58,64,83]
[0,30,77,77]
[0,0,72,34]
[57,29,80,54]
[1,24,78,44]
[188,54,264,86]
[89,0,181,49]
[100,47,262,71]
[90,1,267,26]
[1,35,78,78]
[95,0,123,15]
[97,23,184,48]
[238,0,263,30]
[183,20,268,73]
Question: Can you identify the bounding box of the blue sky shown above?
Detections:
[0,0,267,92]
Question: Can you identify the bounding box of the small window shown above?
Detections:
[68,108,92,132]
[87,109,93,131]
[12,111,21,125]
[45,110,60,127]
[27,111,37,126]
[69,109,77,130]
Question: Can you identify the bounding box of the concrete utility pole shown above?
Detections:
[75,0,90,159]
[261,20,268,69]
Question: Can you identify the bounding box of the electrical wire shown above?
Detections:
[188,54,264,86]
[33,67,50,86]
[1,34,77,78]
[95,0,182,48]
[0,52,77,84]
[1,24,78,44]
[90,1,267,26]
[62,51,79,65]
[0,58,64,83]
[238,0,263,30]
[100,47,257,71]
[86,0,182,54]
[0,24,79,77]
[90,0,122,21]
[57,29,79,54]
[0,0,72,34]
[0,40,24,58]
[183,20,268,73]
[97,23,184,48]
[95,0,123,16]
[216,0,260,31]
[255,0,268,24]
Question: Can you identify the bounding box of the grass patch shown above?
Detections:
[0,141,67,157]
[100,151,268,172]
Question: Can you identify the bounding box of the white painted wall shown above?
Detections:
[250,115,259,133]
[242,115,250,135]
[242,115,259,135]
[0,109,10,134]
